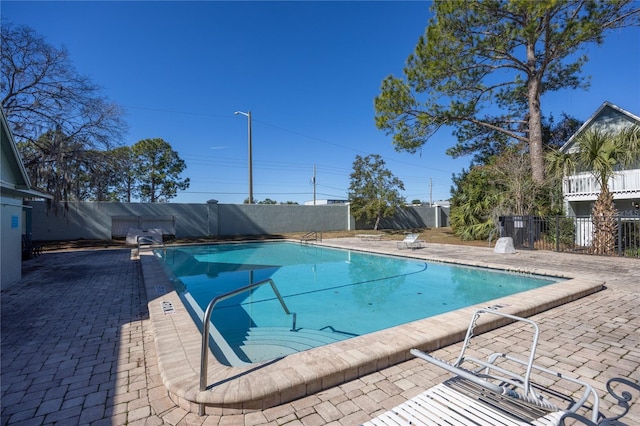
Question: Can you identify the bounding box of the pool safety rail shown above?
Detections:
[300,231,322,244]
[199,278,296,415]
[136,235,165,256]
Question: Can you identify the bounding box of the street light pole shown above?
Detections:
[234,110,253,204]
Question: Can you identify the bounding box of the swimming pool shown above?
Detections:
[157,242,560,366]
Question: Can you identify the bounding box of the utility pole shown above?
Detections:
[312,164,316,205]
[429,177,433,206]
[234,110,253,204]
[248,111,252,204]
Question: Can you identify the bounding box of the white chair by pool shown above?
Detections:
[397,233,424,249]
[363,308,640,425]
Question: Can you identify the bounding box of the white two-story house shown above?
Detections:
[559,101,640,218]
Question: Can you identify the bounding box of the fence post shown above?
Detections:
[528,216,534,249]
[556,215,560,252]
[618,216,622,256]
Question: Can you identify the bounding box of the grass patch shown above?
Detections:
[37,227,489,252]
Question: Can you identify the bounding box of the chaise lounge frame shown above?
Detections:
[363,308,639,425]
[397,233,425,250]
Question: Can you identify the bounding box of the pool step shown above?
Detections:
[233,327,350,363]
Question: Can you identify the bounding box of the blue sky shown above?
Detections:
[3,1,639,205]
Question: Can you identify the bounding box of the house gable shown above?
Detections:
[1,107,32,190]
[559,101,640,216]
[559,101,640,154]
[1,108,51,199]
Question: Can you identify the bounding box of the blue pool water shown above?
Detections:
[157,242,560,366]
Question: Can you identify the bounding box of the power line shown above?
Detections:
[124,103,461,175]
[123,105,234,119]
[123,105,458,202]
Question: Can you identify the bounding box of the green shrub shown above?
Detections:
[546,217,576,246]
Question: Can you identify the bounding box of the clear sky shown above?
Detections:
[3,1,639,205]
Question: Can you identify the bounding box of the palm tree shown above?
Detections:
[547,126,640,255]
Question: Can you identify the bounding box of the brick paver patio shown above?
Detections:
[1,241,638,425]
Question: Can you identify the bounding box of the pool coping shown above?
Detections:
[139,240,605,416]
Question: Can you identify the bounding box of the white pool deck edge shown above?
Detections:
[139,239,604,416]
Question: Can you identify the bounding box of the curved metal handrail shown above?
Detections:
[136,236,165,256]
[199,278,296,394]
[300,231,322,244]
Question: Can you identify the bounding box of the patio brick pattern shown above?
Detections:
[1,240,638,425]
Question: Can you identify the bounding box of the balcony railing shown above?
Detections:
[563,169,640,197]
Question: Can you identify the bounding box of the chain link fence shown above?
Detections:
[498,215,640,258]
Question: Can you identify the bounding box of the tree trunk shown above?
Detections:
[591,185,618,256]
[527,43,545,185]
[374,214,381,231]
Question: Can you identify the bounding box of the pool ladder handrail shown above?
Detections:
[136,235,165,256]
[199,278,296,403]
[300,231,322,244]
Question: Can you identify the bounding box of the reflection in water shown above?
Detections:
[348,252,425,308]
[450,266,548,304]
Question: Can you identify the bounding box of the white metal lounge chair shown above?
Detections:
[397,233,424,249]
[363,309,640,426]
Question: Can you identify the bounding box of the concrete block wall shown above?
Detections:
[29,202,208,240]
[27,201,447,241]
